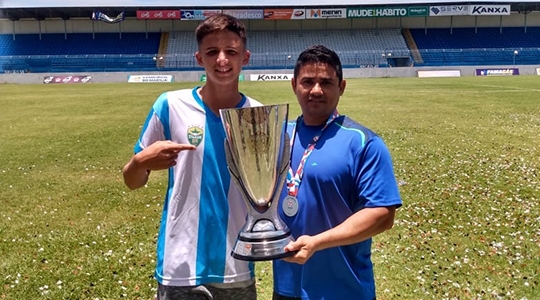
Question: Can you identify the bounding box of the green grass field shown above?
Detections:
[1,76,539,299]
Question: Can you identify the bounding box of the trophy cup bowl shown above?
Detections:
[220,104,295,261]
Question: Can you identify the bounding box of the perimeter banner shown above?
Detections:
[263,9,305,20]
[137,10,180,19]
[222,9,263,19]
[43,75,92,84]
[180,10,221,20]
[469,5,510,15]
[127,75,173,83]
[429,5,468,16]
[305,8,346,19]
[250,74,293,81]
[475,68,519,76]
[347,6,428,18]
[200,74,244,82]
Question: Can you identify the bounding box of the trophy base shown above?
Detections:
[231,232,295,261]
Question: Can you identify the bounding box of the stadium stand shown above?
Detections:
[0,32,161,72]
[165,29,411,70]
[1,2,540,74]
[409,27,540,66]
[1,29,410,72]
[2,25,540,72]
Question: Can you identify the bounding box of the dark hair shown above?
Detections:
[293,45,343,83]
[195,13,247,47]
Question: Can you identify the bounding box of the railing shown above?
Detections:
[1,48,539,73]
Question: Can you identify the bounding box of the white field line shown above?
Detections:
[468,83,540,93]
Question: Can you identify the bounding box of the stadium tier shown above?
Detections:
[0,33,161,72]
[166,29,410,70]
[1,27,540,73]
[410,27,540,66]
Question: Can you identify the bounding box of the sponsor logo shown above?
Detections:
[476,68,519,76]
[487,69,514,76]
[250,74,293,81]
[469,5,510,15]
[408,7,428,16]
[263,9,305,20]
[187,125,204,147]
[181,10,195,19]
[430,5,467,16]
[322,10,343,17]
[222,9,263,19]
[127,75,173,83]
[43,75,91,84]
[181,10,220,20]
[348,8,408,18]
[137,10,180,20]
[309,9,345,18]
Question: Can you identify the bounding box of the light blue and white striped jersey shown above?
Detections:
[134,87,261,286]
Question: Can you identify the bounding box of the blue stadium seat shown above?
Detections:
[409,27,540,66]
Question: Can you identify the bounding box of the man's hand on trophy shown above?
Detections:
[281,235,316,265]
[136,141,196,170]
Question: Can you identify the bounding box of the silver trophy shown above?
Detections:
[220,104,295,261]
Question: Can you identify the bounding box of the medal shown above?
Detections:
[282,195,299,217]
[284,111,339,219]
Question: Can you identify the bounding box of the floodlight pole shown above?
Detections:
[382,52,392,77]
[286,55,292,70]
[381,53,386,77]
[153,55,164,74]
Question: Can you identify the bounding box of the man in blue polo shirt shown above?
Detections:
[273,44,402,300]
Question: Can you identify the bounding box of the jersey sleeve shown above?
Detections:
[134,92,170,154]
[354,136,402,210]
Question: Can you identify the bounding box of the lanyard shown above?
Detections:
[286,111,339,197]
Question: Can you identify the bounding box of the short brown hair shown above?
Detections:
[195,13,247,47]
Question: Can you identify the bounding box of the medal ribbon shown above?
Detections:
[286,110,339,197]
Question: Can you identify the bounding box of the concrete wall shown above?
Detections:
[1,65,538,84]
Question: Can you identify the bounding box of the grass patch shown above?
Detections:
[1,77,539,299]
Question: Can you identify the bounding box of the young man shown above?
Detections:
[273,45,402,300]
[122,14,260,300]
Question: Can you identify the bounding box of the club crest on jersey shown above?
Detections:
[187,125,204,147]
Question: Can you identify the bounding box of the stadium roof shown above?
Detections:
[2,0,539,8]
[0,1,539,21]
